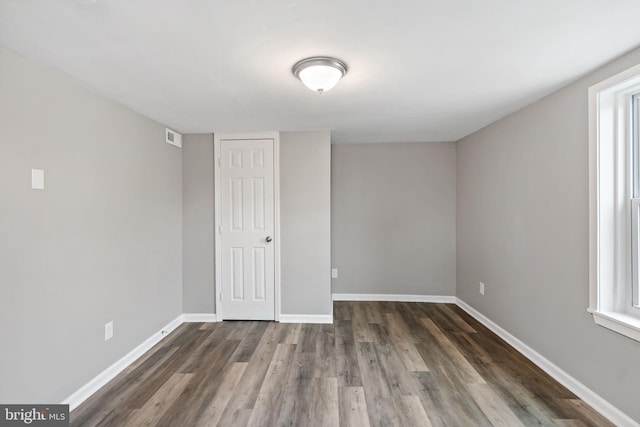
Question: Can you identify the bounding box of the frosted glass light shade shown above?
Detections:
[292,57,348,94]
[298,65,343,93]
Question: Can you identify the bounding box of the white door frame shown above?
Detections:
[214,132,281,322]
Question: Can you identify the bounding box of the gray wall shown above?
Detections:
[332,142,456,296]
[280,131,332,315]
[0,46,183,403]
[456,46,640,422]
[182,134,215,313]
[181,131,333,317]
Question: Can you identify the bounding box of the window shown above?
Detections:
[589,63,640,342]
[633,92,640,309]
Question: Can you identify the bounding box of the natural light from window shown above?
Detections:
[589,64,640,342]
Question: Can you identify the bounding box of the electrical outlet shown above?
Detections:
[479,282,485,296]
[331,268,338,279]
[105,321,114,341]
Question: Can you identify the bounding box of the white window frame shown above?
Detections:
[633,93,640,308]
[589,63,640,342]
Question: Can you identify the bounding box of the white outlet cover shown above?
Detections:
[31,169,44,189]
[331,268,338,279]
[479,282,485,295]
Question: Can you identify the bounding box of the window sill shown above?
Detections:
[588,309,640,342]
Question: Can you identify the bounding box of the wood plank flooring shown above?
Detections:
[71,302,613,427]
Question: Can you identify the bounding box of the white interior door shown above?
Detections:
[219,138,275,320]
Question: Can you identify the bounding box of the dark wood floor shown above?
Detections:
[71,302,613,427]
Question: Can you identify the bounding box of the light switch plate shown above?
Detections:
[105,321,114,341]
[331,268,338,279]
[31,169,44,190]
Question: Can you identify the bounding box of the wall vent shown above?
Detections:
[165,128,182,148]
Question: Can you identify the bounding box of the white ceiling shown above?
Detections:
[1,1,640,143]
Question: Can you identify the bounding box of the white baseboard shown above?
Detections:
[62,315,183,411]
[279,314,333,324]
[455,298,638,427]
[332,293,456,303]
[182,313,218,322]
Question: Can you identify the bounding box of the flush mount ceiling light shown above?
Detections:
[292,56,348,94]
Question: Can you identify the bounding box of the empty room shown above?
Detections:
[2,1,640,426]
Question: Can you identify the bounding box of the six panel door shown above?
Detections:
[220,138,275,320]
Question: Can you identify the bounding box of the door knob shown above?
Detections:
[265,236,272,243]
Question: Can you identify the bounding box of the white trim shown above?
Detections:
[213,132,281,322]
[455,298,639,427]
[332,293,456,303]
[589,64,640,341]
[214,136,223,322]
[182,313,218,323]
[588,76,599,312]
[274,136,281,322]
[589,309,640,342]
[279,314,333,324]
[62,315,183,411]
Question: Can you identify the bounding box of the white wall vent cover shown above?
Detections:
[165,128,182,148]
